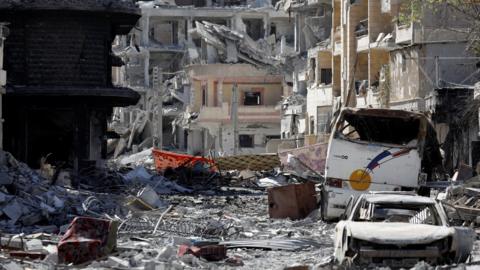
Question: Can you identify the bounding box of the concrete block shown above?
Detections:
[2,199,23,223]
[268,182,318,220]
[26,239,43,252]
[137,185,164,208]
[108,256,130,268]
[0,172,12,185]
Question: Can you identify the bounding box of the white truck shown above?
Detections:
[322,108,443,220]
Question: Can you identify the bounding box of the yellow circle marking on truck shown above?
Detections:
[349,169,372,191]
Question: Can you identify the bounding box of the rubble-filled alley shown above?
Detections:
[1,0,480,269]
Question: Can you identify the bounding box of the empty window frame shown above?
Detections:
[202,85,207,106]
[320,68,332,85]
[265,135,281,144]
[243,91,262,106]
[239,134,255,148]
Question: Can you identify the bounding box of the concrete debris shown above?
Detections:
[0,146,479,269]
[193,21,291,70]
[444,182,480,226]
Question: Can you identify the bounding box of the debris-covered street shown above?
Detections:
[2,0,480,269]
[0,148,479,269]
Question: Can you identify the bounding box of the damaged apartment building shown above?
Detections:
[112,0,296,156]
[0,0,141,174]
[279,0,333,147]
[281,0,480,173]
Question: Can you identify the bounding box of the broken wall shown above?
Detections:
[389,42,477,106]
[221,122,280,155]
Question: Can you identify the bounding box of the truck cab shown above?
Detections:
[322,108,443,220]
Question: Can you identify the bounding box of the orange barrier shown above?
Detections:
[152,149,216,172]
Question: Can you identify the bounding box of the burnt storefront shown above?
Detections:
[0,0,140,172]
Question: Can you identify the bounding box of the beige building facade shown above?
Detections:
[299,0,480,153]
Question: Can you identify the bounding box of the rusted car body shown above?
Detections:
[334,193,475,268]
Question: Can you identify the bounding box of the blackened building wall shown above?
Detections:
[0,0,141,172]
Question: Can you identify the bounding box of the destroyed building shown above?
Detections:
[0,0,141,173]
[279,0,333,147]
[112,0,295,156]
[279,0,480,173]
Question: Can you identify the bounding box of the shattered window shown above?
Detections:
[354,202,441,225]
[336,113,420,146]
[244,91,262,106]
[239,135,254,148]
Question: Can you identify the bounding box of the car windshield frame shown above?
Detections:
[349,196,447,226]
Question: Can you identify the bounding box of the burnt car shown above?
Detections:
[334,193,475,268]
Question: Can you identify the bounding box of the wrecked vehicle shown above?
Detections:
[334,193,475,268]
[322,108,443,219]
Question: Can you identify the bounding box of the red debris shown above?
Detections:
[177,244,227,261]
[57,217,118,265]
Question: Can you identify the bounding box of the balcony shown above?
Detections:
[307,85,334,113]
[197,102,281,123]
[356,35,369,52]
[334,40,342,56]
[356,90,381,108]
[395,23,414,45]
[307,0,331,6]
[355,19,369,52]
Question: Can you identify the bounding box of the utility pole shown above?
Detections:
[231,83,239,155]
[152,66,163,150]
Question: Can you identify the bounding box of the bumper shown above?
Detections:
[359,247,440,258]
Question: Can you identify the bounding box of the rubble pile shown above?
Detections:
[82,194,335,269]
[0,150,74,232]
[0,148,480,269]
[192,21,295,71]
[445,181,480,226]
[0,150,132,234]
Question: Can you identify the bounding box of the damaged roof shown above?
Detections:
[0,0,139,14]
[341,107,428,120]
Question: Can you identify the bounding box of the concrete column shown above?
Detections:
[263,14,270,39]
[177,20,186,44]
[187,19,193,42]
[294,14,300,52]
[0,24,7,150]
[144,52,150,88]
[141,14,150,46]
